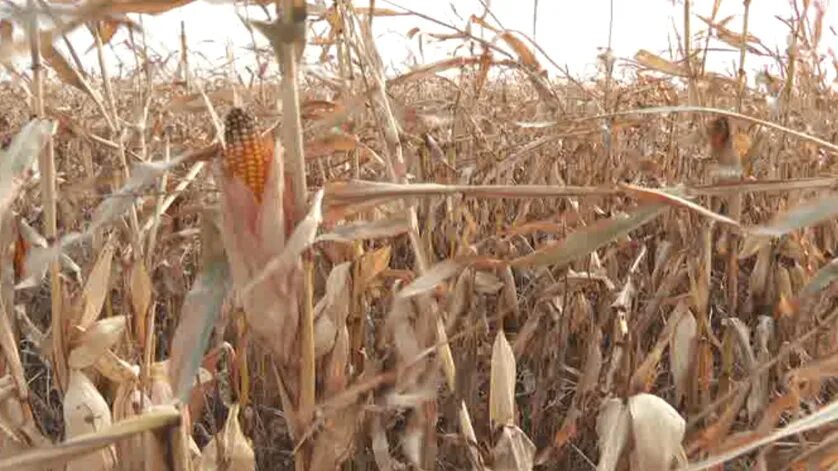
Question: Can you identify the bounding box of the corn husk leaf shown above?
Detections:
[200,404,254,471]
[627,393,686,470]
[492,425,535,471]
[490,330,516,427]
[68,316,128,369]
[63,370,115,471]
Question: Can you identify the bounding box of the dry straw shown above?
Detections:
[0,1,837,470]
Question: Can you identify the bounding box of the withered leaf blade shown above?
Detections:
[621,183,739,226]
[0,119,57,221]
[88,158,183,234]
[164,88,247,113]
[0,407,180,471]
[169,218,231,403]
[317,216,409,243]
[751,193,838,237]
[74,242,115,330]
[596,398,631,471]
[396,257,475,299]
[40,34,88,97]
[634,49,688,76]
[498,31,540,71]
[799,257,838,298]
[511,204,666,268]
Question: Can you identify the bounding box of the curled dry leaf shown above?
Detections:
[68,316,128,369]
[397,256,477,299]
[634,49,688,77]
[490,330,516,427]
[497,32,540,71]
[200,404,254,471]
[64,370,115,471]
[313,262,352,358]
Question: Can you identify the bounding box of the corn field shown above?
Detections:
[0,0,838,470]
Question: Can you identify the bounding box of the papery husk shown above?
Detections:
[214,146,302,366]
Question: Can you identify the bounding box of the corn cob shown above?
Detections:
[223,107,272,202]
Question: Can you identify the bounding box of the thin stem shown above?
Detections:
[274,2,314,470]
[27,0,65,392]
[736,0,752,111]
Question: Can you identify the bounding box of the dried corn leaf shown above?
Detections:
[490,330,516,427]
[73,242,115,330]
[68,316,127,369]
[169,218,231,402]
[0,406,179,470]
[63,370,115,471]
[512,204,665,269]
[596,398,630,471]
[670,302,697,403]
[686,398,838,470]
[397,257,476,299]
[313,262,351,358]
[0,119,56,221]
[357,246,391,289]
[498,32,540,70]
[628,393,686,470]
[389,56,483,86]
[634,49,688,76]
[800,257,838,298]
[200,404,254,471]
[492,425,535,471]
[165,88,246,113]
[751,193,838,237]
[128,259,152,342]
[317,216,409,243]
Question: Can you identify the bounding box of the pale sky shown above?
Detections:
[42,0,838,85]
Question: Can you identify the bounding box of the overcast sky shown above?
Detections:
[57,0,838,83]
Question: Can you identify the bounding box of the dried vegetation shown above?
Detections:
[0,0,838,470]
